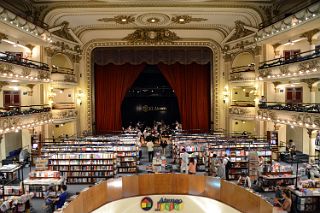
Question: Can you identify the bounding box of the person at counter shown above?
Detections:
[237,172,251,188]
[274,189,292,213]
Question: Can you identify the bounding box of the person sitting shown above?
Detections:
[188,157,197,174]
[54,185,68,209]
[237,172,251,188]
[275,189,292,213]
[43,185,56,213]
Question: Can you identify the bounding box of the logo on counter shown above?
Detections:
[141,197,153,211]
[155,197,183,211]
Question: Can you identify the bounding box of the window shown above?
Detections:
[3,90,20,108]
[283,50,300,60]
[286,87,303,104]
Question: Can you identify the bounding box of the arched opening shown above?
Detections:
[121,65,180,128]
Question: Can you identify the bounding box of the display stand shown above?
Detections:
[23,170,64,198]
[288,179,320,213]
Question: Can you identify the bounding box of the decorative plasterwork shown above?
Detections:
[229,107,249,115]
[52,109,78,123]
[98,15,135,24]
[0,81,9,92]
[226,20,257,42]
[0,112,52,133]
[0,32,8,40]
[50,21,77,43]
[0,61,50,82]
[123,29,180,44]
[136,13,170,26]
[83,40,220,133]
[257,109,320,130]
[300,78,320,90]
[258,57,320,81]
[256,2,320,42]
[171,15,207,24]
[301,29,320,45]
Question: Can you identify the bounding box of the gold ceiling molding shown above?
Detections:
[171,15,207,24]
[0,32,8,40]
[123,29,180,44]
[82,39,221,133]
[97,15,135,24]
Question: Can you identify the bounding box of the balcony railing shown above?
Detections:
[52,109,78,123]
[51,66,74,75]
[0,105,51,117]
[259,49,320,70]
[259,102,320,113]
[0,51,50,71]
[231,101,255,107]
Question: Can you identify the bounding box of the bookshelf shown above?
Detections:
[23,170,64,198]
[208,138,272,180]
[116,136,139,174]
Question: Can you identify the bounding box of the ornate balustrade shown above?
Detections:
[229,106,256,120]
[52,109,78,123]
[51,67,77,84]
[258,49,320,81]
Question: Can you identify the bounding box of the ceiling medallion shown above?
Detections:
[171,15,207,24]
[146,17,160,24]
[136,13,170,26]
[98,15,135,24]
[123,29,179,44]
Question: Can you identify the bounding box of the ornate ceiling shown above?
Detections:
[0,0,315,46]
[24,1,272,44]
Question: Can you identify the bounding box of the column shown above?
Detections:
[307,129,316,162]
[223,53,232,134]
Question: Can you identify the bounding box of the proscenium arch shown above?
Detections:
[81,40,221,134]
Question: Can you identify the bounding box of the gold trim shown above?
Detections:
[83,39,221,133]
[171,15,207,24]
[123,29,179,44]
[98,15,135,24]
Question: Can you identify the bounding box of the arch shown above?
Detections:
[51,53,73,69]
[81,40,221,134]
[232,52,254,67]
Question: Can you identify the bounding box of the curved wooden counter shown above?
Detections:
[62,174,274,213]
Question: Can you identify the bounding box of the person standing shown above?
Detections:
[146,140,154,162]
[210,154,219,176]
[160,140,168,156]
[223,154,231,180]
[188,157,197,174]
[180,148,189,174]
[216,158,225,179]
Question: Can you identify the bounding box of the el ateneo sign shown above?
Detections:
[141,197,183,211]
[137,105,167,112]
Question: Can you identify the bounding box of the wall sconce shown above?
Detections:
[77,89,84,105]
[223,86,229,104]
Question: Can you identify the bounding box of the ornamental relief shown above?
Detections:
[38,70,50,80]
[52,109,77,119]
[64,74,77,83]
[123,29,180,44]
[22,67,32,76]
[0,117,21,129]
[292,113,320,125]
[230,73,243,81]
[0,62,13,74]
[229,107,249,115]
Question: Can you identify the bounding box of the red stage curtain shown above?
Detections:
[158,62,210,132]
[94,63,145,134]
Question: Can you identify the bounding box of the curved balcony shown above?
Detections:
[51,66,77,86]
[0,51,50,83]
[0,105,52,133]
[229,101,256,120]
[258,49,320,81]
[257,103,320,130]
[62,174,274,213]
[52,108,78,124]
[230,65,256,82]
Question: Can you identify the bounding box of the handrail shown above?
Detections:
[0,51,50,71]
[231,65,255,73]
[0,105,51,117]
[258,1,319,29]
[52,66,74,74]
[259,49,320,69]
[259,102,320,113]
[61,174,274,213]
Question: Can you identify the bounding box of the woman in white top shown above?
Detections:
[146,140,154,162]
[180,148,189,174]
